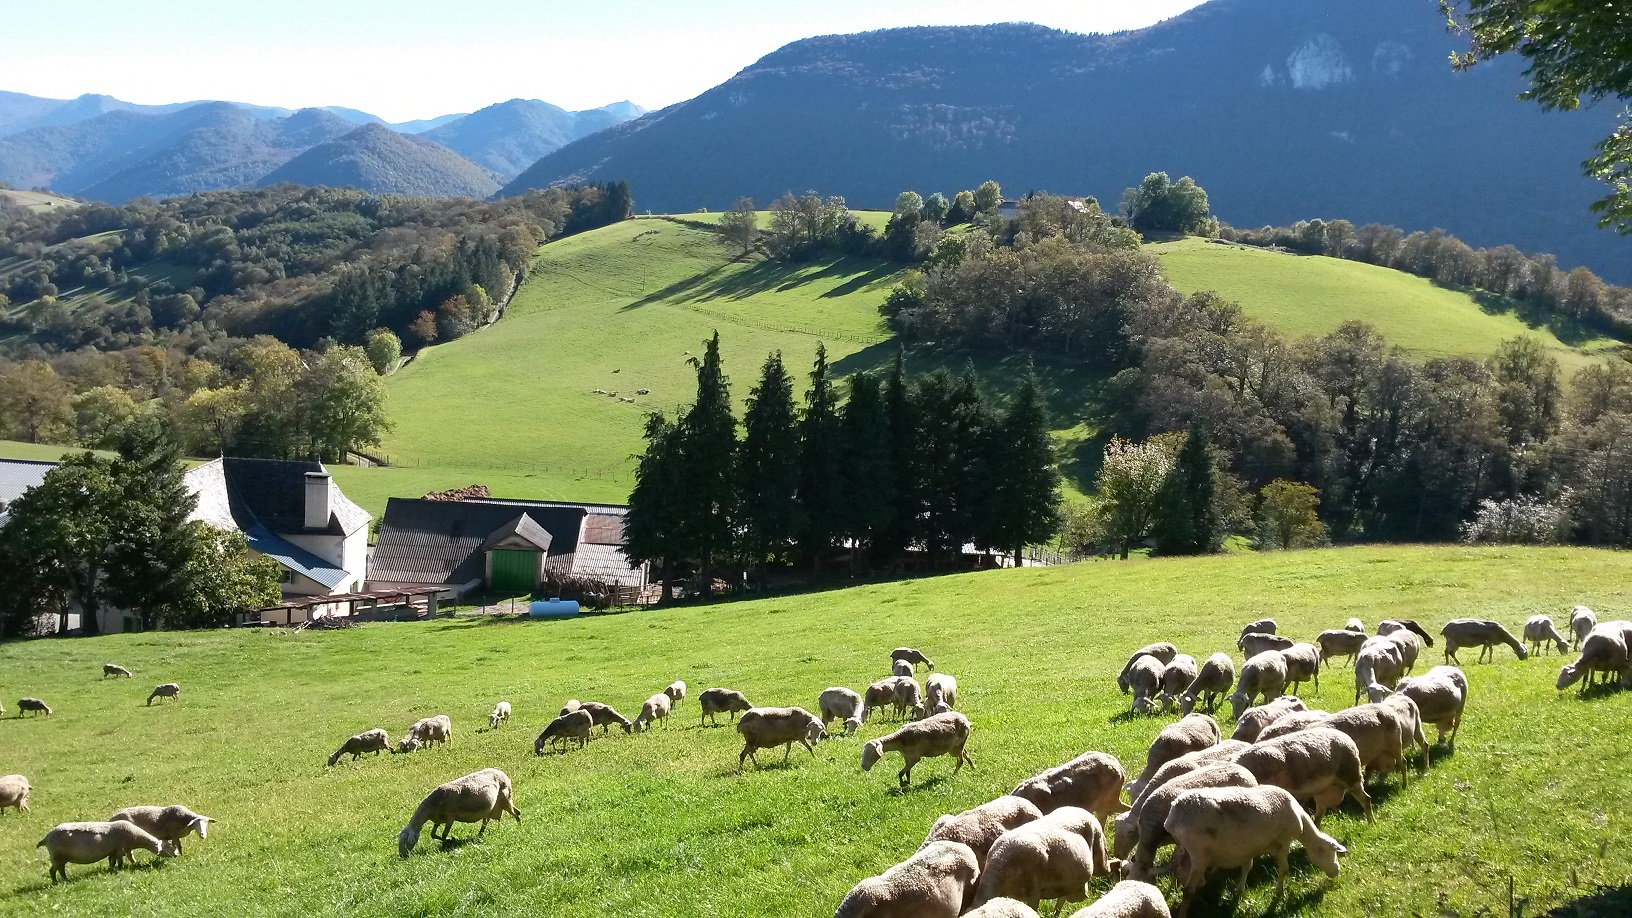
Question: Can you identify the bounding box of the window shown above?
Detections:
[279,568,295,585]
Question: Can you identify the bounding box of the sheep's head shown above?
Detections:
[397,825,420,857]
[805,721,826,746]
[929,701,951,717]
[1229,692,1249,722]
[1110,812,1139,860]
[189,816,214,840]
[912,703,927,720]
[860,741,883,772]
[1556,664,1582,691]
[844,716,861,736]
[1308,829,1347,878]
[1177,692,1198,716]
[396,736,420,754]
[534,734,548,756]
[618,720,633,735]
[1554,639,1570,655]
[1365,682,1393,704]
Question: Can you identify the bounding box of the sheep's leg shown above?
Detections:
[1350,781,1375,821]
[782,742,793,764]
[1273,844,1290,898]
[801,739,816,758]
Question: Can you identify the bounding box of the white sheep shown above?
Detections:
[38,821,173,881]
[736,706,825,770]
[1390,665,1469,749]
[396,714,453,753]
[18,697,52,716]
[972,806,1118,913]
[1281,642,1321,695]
[536,709,594,753]
[699,688,753,726]
[894,659,915,677]
[1123,762,1258,882]
[1127,713,1221,798]
[967,899,1043,917]
[1231,726,1374,825]
[862,678,899,724]
[1524,614,1571,656]
[861,711,973,786]
[1126,655,1166,715]
[103,663,132,678]
[923,795,1044,869]
[1177,653,1235,716]
[1384,628,1424,675]
[819,687,864,733]
[109,804,215,856]
[1123,741,1252,835]
[1239,618,1277,638]
[1165,784,1346,918]
[634,692,672,732]
[888,675,926,720]
[1011,751,1129,828]
[1229,651,1288,720]
[834,840,978,918]
[891,647,936,671]
[328,728,391,766]
[397,767,520,856]
[1154,654,1198,713]
[926,673,958,713]
[664,680,687,706]
[1344,618,1365,632]
[1316,703,1412,788]
[1228,696,1307,743]
[1569,606,1597,652]
[1237,632,1293,659]
[1065,880,1171,917]
[146,682,181,705]
[1252,710,1333,744]
[1557,626,1629,693]
[1440,618,1527,664]
[488,701,512,729]
[1315,629,1367,669]
[1118,643,1179,694]
[576,701,634,734]
[0,774,30,814]
[1354,636,1406,705]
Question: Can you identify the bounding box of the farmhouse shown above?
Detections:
[368,497,646,601]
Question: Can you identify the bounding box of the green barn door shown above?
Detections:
[490,550,537,593]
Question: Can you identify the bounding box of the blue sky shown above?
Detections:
[5,0,1208,121]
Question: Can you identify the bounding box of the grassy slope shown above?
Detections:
[2,545,1628,916]
[1150,237,1618,376]
[0,189,77,213]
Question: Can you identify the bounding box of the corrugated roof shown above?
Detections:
[0,459,55,524]
[570,542,646,587]
[369,498,588,585]
[582,513,626,546]
[243,522,353,590]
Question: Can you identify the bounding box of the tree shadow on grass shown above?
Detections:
[621,256,897,311]
[1546,884,1632,916]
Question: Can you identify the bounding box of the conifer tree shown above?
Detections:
[838,371,893,570]
[737,352,800,587]
[880,351,920,562]
[623,411,688,603]
[1154,421,1221,555]
[676,332,736,594]
[797,343,844,575]
[983,368,1060,564]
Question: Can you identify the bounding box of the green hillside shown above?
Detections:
[1,545,1626,915]
[1149,236,1619,375]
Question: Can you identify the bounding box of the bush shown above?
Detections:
[1460,492,1571,545]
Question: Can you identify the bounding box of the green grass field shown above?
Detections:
[0,189,77,214]
[2,545,1628,916]
[1149,237,1619,377]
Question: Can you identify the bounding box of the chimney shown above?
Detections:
[304,471,332,530]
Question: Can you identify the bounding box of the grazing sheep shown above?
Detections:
[819,687,864,730]
[633,692,672,732]
[397,768,520,856]
[1440,619,1528,664]
[1524,615,1571,656]
[926,673,958,712]
[737,707,825,770]
[1165,785,1346,918]
[1229,696,1307,743]
[834,840,978,918]
[1126,655,1166,715]
[146,682,180,705]
[862,679,899,724]
[1377,619,1433,645]
[1252,710,1334,744]
[1377,693,1431,776]
[699,688,753,726]
[1239,618,1278,638]
[1385,629,1424,675]
[1317,703,1411,787]
[891,647,936,671]
[844,716,863,736]
[1177,654,1235,716]
[1354,637,1406,705]
[888,675,926,719]
[103,663,132,678]
[1315,629,1367,670]
[1011,751,1129,828]
[1237,632,1294,659]
[38,821,173,881]
[1570,606,1597,652]
[578,701,634,734]
[535,709,594,753]
[1155,655,1198,713]
[488,701,511,729]
[1127,714,1221,798]
[1065,880,1171,918]
[968,899,1043,918]
[109,805,215,856]
[328,728,391,766]
[924,795,1044,869]
[396,714,453,753]
[1229,651,1288,720]
[1118,643,1179,694]
[1124,763,1258,882]
[972,806,1118,913]
[559,699,582,715]
[664,681,687,706]
[0,774,30,814]
[1232,727,1374,824]
[861,712,973,786]
[1344,618,1365,632]
[18,697,51,716]
[1391,666,1469,749]
[1557,627,1629,693]
[1124,742,1253,826]
[894,660,915,677]
[1281,643,1322,695]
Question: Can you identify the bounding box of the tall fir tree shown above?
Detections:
[676,332,736,594]
[983,367,1061,564]
[1154,421,1221,555]
[737,352,801,587]
[911,368,987,564]
[623,411,688,603]
[797,343,845,574]
[880,350,920,563]
[838,371,894,570]
[101,415,201,628]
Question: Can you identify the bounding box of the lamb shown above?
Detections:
[1231,727,1374,824]
[1154,654,1198,713]
[1239,618,1278,638]
[38,821,173,881]
[966,899,1042,918]
[894,660,915,677]
[1126,655,1166,715]
[1316,629,1368,668]
[1229,651,1288,720]
[146,682,180,705]
[1124,762,1258,882]
[699,688,753,726]
[833,840,978,918]
[1524,614,1571,656]
[862,678,899,723]
[1252,710,1334,744]
[633,692,672,732]
[1570,606,1597,652]
[488,701,511,729]
[926,673,958,713]
[577,701,634,733]
[1440,618,1528,664]
[396,714,453,753]
[535,709,594,753]
[109,804,215,856]
[737,706,825,770]
[0,774,30,814]
[1164,785,1346,918]
[328,728,391,766]
[1228,696,1307,742]
[819,687,864,732]
[888,675,926,719]
[861,711,973,786]
[1177,653,1235,716]
[1378,619,1435,647]
[1127,714,1221,798]
[1064,881,1171,917]
[971,806,1118,913]
[1390,665,1469,749]
[1117,643,1179,694]
[891,647,936,671]
[103,663,132,678]
[1354,636,1406,705]
[1281,642,1321,694]
[1011,751,1129,828]
[1385,628,1424,675]
[1237,632,1294,659]
[18,697,51,716]
[397,767,520,856]
[923,795,1044,868]
[664,681,687,706]
[1556,627,1629,693]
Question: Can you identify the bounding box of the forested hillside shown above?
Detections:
[257,124,501,198]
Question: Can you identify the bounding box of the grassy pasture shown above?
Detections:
[2,545,1629,916]
[0,189,77,213]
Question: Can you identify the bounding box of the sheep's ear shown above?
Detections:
[1331,839,1349,857]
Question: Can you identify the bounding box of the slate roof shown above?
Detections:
[0,458,55,524]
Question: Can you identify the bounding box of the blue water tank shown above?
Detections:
[529,597,580,618]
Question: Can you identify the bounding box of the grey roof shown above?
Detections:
[479,512,554,552]
[370,498,589,586]
[0,459,55,523]
[242,522,352,590]
[184,457,364,590]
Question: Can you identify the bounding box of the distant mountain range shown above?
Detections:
[0,91,644,201]
[505,0,1627,280]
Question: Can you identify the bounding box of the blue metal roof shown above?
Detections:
[242,521,352,590]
